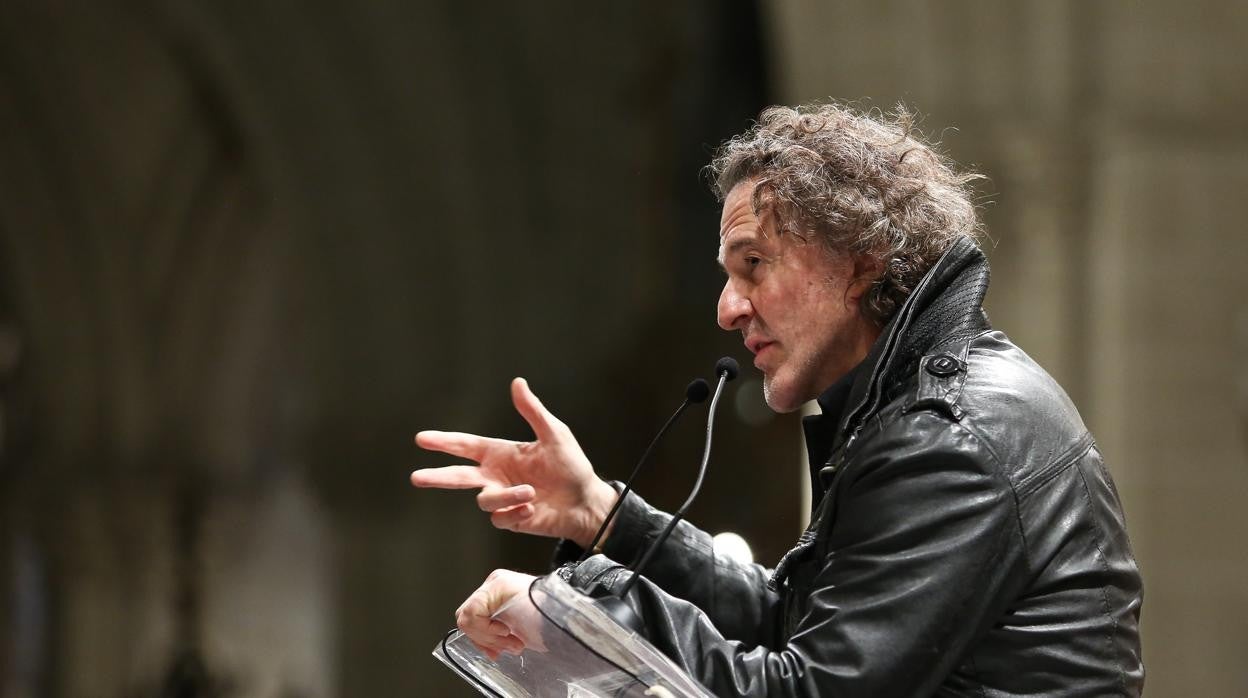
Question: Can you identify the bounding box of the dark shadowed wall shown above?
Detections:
[0,2,787,696]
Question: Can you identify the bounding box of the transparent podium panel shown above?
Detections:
[433,572,713,698]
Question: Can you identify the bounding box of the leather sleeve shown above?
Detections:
[587,487,784,647]
[573,413,1027,697]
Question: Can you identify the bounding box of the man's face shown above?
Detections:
[717,180,880,413]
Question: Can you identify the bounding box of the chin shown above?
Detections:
[762,378,805,414]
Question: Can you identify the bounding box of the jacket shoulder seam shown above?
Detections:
[1013,432,1097,500]
[880,411,1029,568]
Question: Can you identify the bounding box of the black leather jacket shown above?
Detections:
[561,238,1144,696]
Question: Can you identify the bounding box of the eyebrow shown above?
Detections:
[716,236,756,268]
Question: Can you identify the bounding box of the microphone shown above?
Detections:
[578,378,711,562]
[587,357,737,633]
[619,356,736,595]
[685,378,711,404]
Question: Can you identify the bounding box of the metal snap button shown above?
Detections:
[926,354,959,377]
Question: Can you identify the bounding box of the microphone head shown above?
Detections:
[715,357,740,382]
[685,378,711,404]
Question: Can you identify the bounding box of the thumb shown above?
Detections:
[511,377,559,442]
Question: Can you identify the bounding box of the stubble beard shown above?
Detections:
[761,355,816,414]
[762,336,840,414]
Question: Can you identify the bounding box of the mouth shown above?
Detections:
[746,339,775,365]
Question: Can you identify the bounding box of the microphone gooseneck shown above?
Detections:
[579,378,711,562]
[617,358,736,598]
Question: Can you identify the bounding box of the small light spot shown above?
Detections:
[733,377,773,426]
[712,532,754,565]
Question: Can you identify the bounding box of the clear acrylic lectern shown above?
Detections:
[433,572,713,698]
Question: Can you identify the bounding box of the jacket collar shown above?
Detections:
[834,236,992,447]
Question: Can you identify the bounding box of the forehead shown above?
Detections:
[715,184,851,275]
[718,180,759,236]
[716,181,773,263]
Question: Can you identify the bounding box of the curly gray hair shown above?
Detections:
[708,102,983,325]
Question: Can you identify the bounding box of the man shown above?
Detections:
[412,103,1144,696]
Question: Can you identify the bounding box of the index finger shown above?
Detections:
[415,430,507,461]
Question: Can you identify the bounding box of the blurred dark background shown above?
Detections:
[0,1,1244,696]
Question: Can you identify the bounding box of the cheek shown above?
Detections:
[796,279,838,313]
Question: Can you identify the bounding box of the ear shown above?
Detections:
[846,255,884,305]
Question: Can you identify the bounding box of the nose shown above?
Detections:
[717,280,752,331]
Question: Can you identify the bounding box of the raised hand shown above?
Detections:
[412,377,617,548]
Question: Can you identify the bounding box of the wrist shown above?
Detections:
[574,479,619,550]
